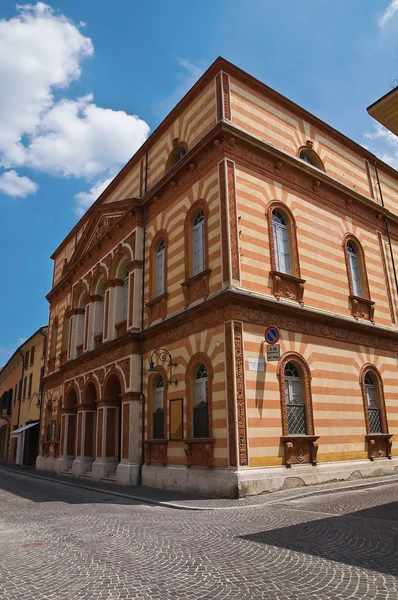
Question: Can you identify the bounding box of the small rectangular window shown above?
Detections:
[30,346,35,366]
[23,376,27,399]
[42,337,47,358]
[14,384,17,405]
[24,351,29,369]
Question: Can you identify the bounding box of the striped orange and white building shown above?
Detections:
[36,58,398,497]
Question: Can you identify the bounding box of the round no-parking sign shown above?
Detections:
[265,326,280,344]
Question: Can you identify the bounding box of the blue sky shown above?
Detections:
[0,0,398,362]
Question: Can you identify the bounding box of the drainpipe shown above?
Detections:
[374,161,398,297]
[138,146,149,485]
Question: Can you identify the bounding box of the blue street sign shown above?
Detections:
[265,326,280,344]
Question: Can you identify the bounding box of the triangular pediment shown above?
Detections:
[69,200,133,268]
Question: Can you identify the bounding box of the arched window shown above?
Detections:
[284,362,306,435]
[343,235,374,321]
[298,145,325,171]
[272,211,292,275]
[193,363,209,438]
[152,375,165,439]
[347,242,362,297]
[193,210,205,276]
[364,372,381,433]
[156,239,165,297]
[165,144,187,172]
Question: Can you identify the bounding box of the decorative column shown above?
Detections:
[91,399,120,481]
[55,409,76,474]
[117,392,140,485]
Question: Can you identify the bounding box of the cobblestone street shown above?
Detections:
[0,469,397,600]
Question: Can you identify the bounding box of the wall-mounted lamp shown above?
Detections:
[148,348,178,386]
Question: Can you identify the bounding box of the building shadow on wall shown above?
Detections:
[240,501,398,577]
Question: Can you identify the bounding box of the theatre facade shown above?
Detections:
[36,58,398,497]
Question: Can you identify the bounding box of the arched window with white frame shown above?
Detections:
[364,372,382,433]
[156,239,165,297]
[152,375,165,439]
[284,362,306,435]
[347,242,362,297]
[193,363,209,438]
[272,211,292,275]
[193,210,205,276]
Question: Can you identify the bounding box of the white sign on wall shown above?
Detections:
[266,344,281,361]
[248,357,265,371]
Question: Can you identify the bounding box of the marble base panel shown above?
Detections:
[142,458,398,498]
[116,462,139,486]
[35,455,56,472]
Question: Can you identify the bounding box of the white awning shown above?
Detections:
[10,422,39,437]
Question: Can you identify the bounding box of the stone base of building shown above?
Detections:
[142,458,398,498]
[116,462,139,485]
[35,455,56,472]
[237,458,398,497]
[71,458,94,477]
[142,464,239,498]
[91,459,118,481]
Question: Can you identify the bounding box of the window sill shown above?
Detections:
[94,333,103,349]
[270,271,306,305]
[281,435,319,465]
[184,437,215,467]
[59,350,67,366]
[144,439,168,465]
[146,293,169,322]
[181,269,211,306]
[115,320,127,338]
[350,295,375,322]
[365,433,392,459]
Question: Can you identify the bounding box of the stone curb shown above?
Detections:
[0,466,208,511]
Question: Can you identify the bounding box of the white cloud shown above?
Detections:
[74,175,114,216]
[0,170,38,197]
[0,3,150,212]
[363,123,398,169]
[25,95,149,178]
[379,0,398,27]
[0,2,93,168]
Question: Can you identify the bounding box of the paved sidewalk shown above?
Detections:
[1,462,398,510]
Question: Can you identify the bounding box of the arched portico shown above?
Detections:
[55,386,78,474]
[92,371,123,481]
[72,380,98,477]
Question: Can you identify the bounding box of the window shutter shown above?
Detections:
[155,387,163,411]
[195,379,207,407]
[156,249,164,296]
[366,385,377,408]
